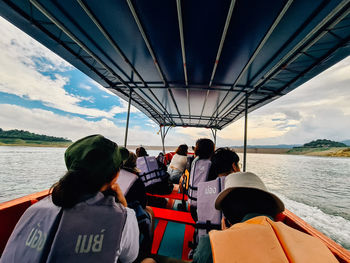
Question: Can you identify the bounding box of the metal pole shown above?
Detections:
[211,128,217,146]
[160,126,165,154]
[243,93,248,172]
[124,89,132,147]
[214,129,217,147]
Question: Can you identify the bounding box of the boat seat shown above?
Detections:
[149,254,189,263]
[150,207,195,225]
[146,192,188,201]
[146,184,189,201]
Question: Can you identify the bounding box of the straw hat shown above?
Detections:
[215,172,284,214]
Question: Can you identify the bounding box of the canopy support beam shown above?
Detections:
[124,89,132,147]
[176,0,190,126]
[29,0,164,124]
[77,0,174,126]
[206,0,293,127]
[243,93,248,172]
[160,126,172,154]
[126,0,183,126]
[211,128,217,146]
[198,0,236,125]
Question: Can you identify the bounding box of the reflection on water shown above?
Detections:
[0,147,349,249]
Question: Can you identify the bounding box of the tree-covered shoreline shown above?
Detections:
[288,139,350,157]
[0,128,71,147]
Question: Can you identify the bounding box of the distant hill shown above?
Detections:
[341,140,350,146]
[232,144,300,149]
[288,139,350,157]
[0,128,71,146]
[301,139,347,148]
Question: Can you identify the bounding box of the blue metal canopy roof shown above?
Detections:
[1,0,350,129]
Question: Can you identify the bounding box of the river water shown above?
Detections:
[0,146,349,249]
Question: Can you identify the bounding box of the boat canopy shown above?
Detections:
[1,0,350,129]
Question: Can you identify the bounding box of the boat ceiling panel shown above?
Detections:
[182,0,232,84]
[1,0,349,129]
[133,0,184,83]
[213,0,286,85]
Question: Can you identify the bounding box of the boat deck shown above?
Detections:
[1,186,350,262]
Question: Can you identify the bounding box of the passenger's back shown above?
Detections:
[137,156,165,187]
[117,169,139,195]
[188,157,211,207]
[197,177,225,238]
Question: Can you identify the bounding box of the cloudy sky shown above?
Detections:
[0,17,349,147]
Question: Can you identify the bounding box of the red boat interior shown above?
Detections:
[1,184,350,262]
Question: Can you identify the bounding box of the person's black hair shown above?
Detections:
[208,148,239,180]
[221,188,278,225]
[176,144,188,156]
[136,147,148,157]
[51,166,119,208]
[123,152,138,173]
[194,138,215,159]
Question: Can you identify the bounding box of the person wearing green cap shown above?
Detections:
[1,135,140,263]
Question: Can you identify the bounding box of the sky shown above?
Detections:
[0,16,349,147]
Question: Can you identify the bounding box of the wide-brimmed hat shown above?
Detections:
[65,134,129,176]
[215,172,284,214]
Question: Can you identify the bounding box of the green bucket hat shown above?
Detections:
[64,134,129,176]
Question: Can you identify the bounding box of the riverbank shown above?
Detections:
[0,139,71,147]
[287,147,350,157]
[1,143,349,157]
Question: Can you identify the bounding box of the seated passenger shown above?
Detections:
[136,146,148,157]
[188,138,215,221]
[119,152,147,208]
[208,147,240,180]
[1,135,139,263]
[168,144,188,183]
[164,152,175,165]
[118,152,154,261]
[196,148,240,238]
[193,172,338,263]
[136,146,173,196]
[156,152,165,166]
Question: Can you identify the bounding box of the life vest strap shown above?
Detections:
[139,169,166,182]
[187,195,197,201]
[188,184,198,190]
[196,221,221,232]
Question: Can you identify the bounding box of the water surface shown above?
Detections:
[0,146,349,249]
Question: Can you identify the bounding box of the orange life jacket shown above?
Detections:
[209,216,337,263]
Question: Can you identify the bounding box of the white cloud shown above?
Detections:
[119,98,139,113]
[80,84,92,91]
[0,17,72,72]
[0,15,349,146]
[0,17,137,119]
[219,56,350,145]
[0,104,162,145]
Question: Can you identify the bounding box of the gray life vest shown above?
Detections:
[188,157,212,206]
[136,156,166,187]
[0,196,61,263]
[197,177,225,238]
[1,193,127,263]
[117,169,139,196]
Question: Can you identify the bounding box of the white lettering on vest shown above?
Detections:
[25,223,47,251]
[75,229,105,254]
[205,186,216,195]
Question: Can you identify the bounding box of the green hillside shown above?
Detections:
[287,139,350,157]
[0,128,72,147]
[302,139,347,148]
